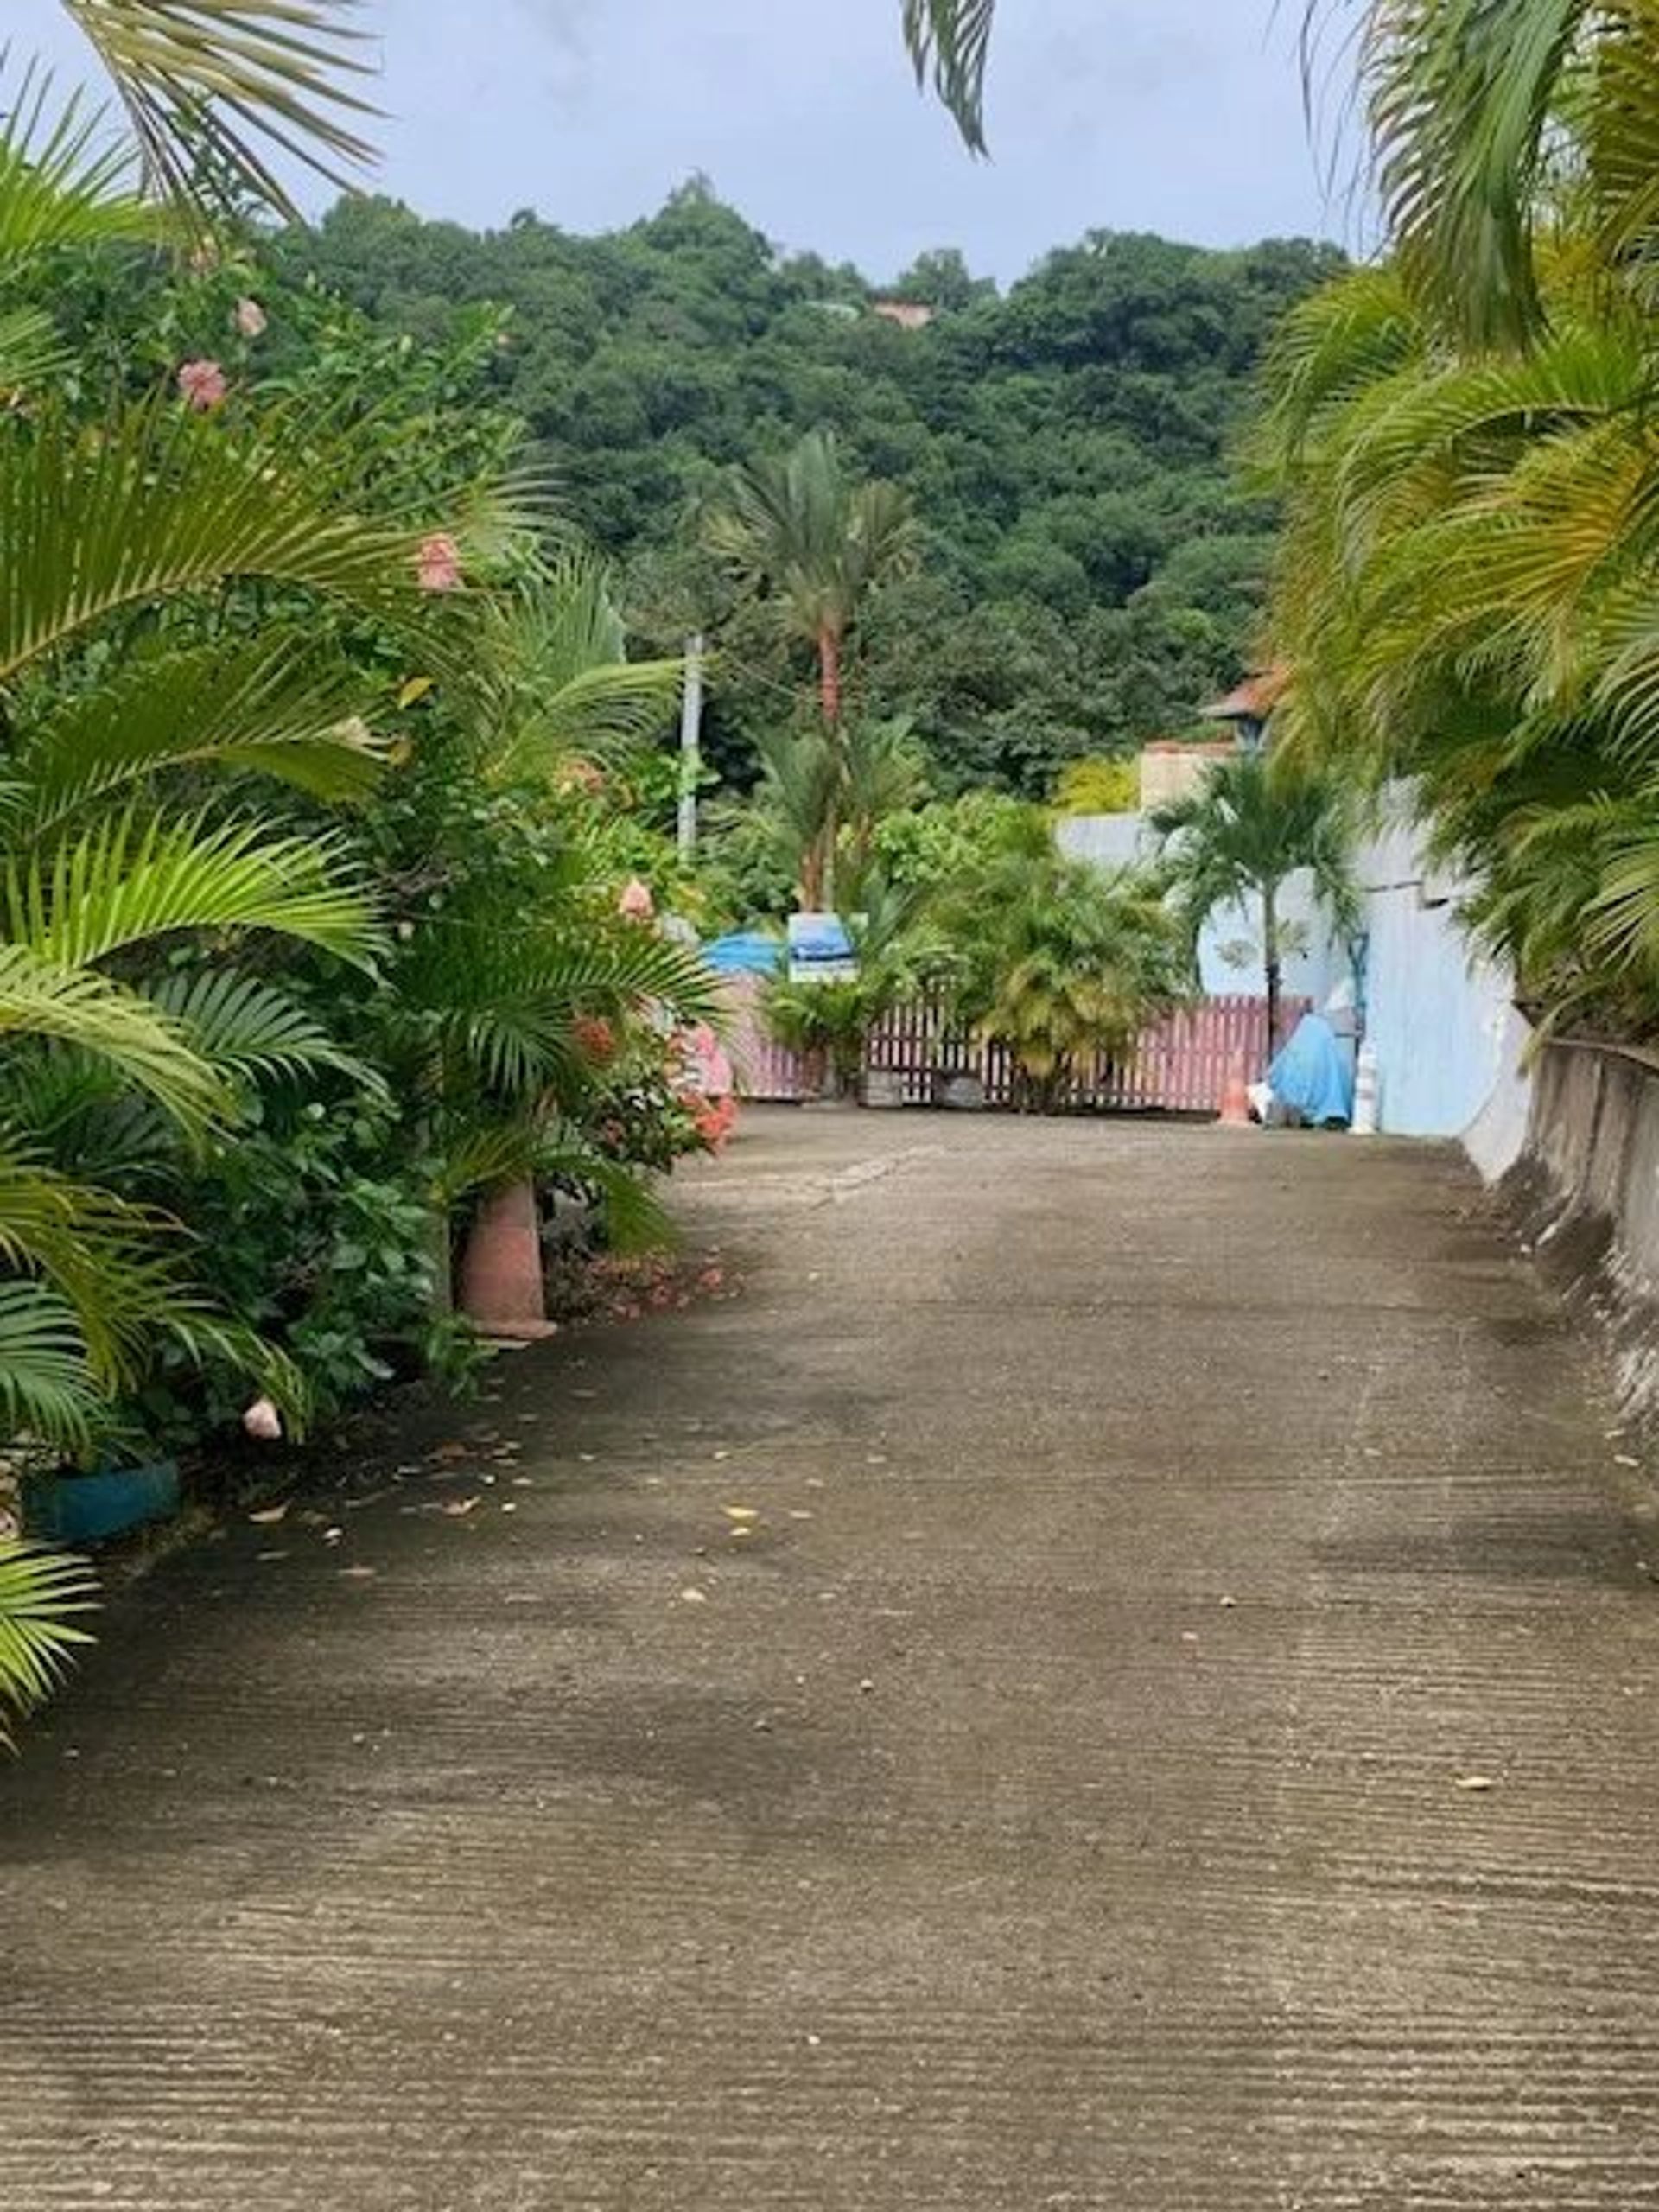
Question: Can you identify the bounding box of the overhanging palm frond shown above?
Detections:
[0,1143,308,1417]
[0,1539,98,1749]
[0,64,157,260]
[903,0,998,151]
[1354,0,1588,346]
[3,810,378,970]
[0,399,449,686]
[411,920,720,1103]
[58,0,378,219]
[12,636,391,838]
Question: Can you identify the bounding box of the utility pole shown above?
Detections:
[677,633,704,868]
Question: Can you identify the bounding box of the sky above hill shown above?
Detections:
[15,0,1353,279]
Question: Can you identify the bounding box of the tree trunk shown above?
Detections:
[817,624,842,728]
[1262,883,1281,1069]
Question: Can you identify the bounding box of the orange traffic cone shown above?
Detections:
[1217,1053,1253,1128]
[458,1179,559,1341]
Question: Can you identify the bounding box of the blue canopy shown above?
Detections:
[1268,1013,1355,1128]
[702,931,785,977]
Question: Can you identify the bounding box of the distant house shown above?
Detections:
[1137,736,1236,811]
[1198,664,1289,753]
[870,300,936,332]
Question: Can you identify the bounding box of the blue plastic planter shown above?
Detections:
[25,1463,181,1545]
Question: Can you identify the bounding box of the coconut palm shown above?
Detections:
[1150,753,1357,1065]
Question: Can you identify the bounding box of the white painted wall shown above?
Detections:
[1062,801,1532,1145]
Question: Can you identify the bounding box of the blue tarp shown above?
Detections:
[1268,1013,1355,1128]
[702,931,785,976]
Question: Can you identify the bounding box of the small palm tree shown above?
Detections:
[1150,753,1357,1066]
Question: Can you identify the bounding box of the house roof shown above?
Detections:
[1200,664,1290,722]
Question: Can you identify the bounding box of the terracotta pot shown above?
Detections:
[458,1179,554,1339]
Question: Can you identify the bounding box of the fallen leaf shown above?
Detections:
[339,1567,378,1581]
[722,1504,759,1522]
[256,1550,290,1564]
[728,1526,755,1541]
[680,1588,708,1605]
[248,1503,289,1527]
[433,1442,471,1463]
[442,1497,481,1519]
[1454,1774,1497,1792]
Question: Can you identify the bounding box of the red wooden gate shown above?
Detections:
[723,976,1304,1116]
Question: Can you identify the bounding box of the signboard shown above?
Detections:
[787,912,857,983]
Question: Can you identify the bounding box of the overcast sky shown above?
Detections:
[16,0,1351,281]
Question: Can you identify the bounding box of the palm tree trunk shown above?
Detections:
[1262,881,1281,1067]
[817,624,842,727]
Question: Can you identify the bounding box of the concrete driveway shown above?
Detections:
[6,1109,1659,2209]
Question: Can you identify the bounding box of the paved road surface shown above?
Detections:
[7,1111,1659,2209]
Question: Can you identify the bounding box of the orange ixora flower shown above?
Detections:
[177,359,228,411]
[573,1015,618,1065]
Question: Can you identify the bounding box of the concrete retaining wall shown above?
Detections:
[1498,1040,1659,1435]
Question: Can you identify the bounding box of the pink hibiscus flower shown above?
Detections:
[178,359,228,411]
[417,532,463,594]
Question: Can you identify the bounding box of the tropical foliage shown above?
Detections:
[280,186,1341,797]
[1254,4,1659,1041]
[0,2,718,1739]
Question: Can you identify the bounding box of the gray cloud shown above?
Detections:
[9,0,1342,277]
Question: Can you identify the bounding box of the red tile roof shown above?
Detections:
[1200,664,1289,721]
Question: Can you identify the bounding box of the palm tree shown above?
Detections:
[1150,753,1357,1066]
[1340,0,1657,351]
[390,557,719,1305]
[707,430,919,907]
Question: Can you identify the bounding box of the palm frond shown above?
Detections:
[147,968,374,1089]
[0,63,156,260]
[2,809,378,970]
[0,399,449,687]
[1357,0,1587,346]
[903,0,997,151]
[12,636,391,837]
[0,306,70,391]
[0,943,229,1128]
[476,561,686,781]
[58,0,378,219]
[0,1539,98,1748]
[0,1280,103,1452]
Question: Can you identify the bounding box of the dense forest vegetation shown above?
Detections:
[277,186,1344,796]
